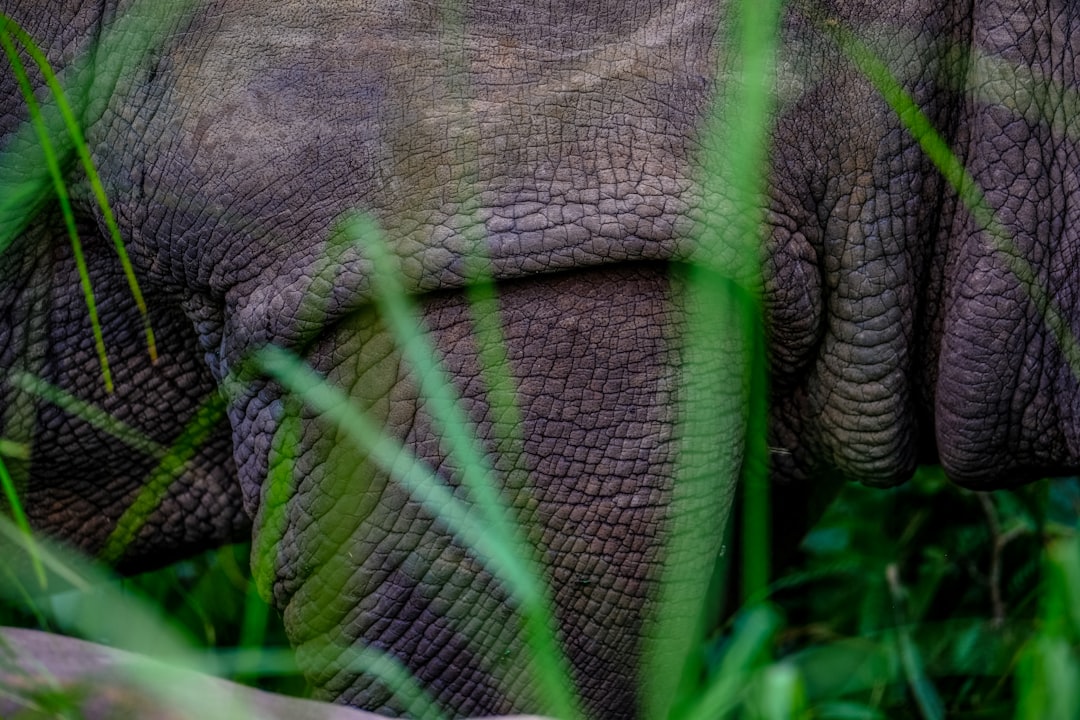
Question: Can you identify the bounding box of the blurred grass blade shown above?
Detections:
[9,371,165,457]
[0,455,44,586]
[679,605,782,720]
[753,662,807,720]
[0,22,113,392]
[337,213,582,720]
[704,0,782,607]
[1046,531,1080,638]
[0,14,157,363]
[642,0,780,714]
[892,628,943,720]
[463,275,533,524]
[0,515,93,593]
[886,565,943,720]
[334,645,449,720]
[1015,534,1080,719]
[340,215,530,574]
[101,389,229,563]
[1014,635,1080,720]
[257,347,526,598]
[257,344,581,720]
[213,645,447,720]
[249,393,300,600]
[0,438,30,460]
[643,270,755,720]
[814,702,886,720]
[234,579,271,676]
[0,516,286,720]
[740,312,771,605]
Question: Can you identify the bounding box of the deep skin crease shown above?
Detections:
[2,0,1080,717]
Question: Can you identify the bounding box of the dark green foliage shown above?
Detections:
[1,543,309,698]
[697,469,1080,718]
[9,468,1072,717]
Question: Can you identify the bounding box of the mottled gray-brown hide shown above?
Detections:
[2,0,1079,717]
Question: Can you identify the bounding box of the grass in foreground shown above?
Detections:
[3,0,1080,718]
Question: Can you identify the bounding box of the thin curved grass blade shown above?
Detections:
[0,14,157,363]
[257,341,582,720]
[0,24,113,392]
[100,389,230,564]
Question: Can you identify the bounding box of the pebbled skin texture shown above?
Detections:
[240,264,741,717]
[2,0,1080,717]
[763,0,1080,488]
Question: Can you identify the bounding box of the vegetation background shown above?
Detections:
[5,469,1078,718]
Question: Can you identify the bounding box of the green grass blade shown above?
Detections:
[752,662,808,720]
[0,455,44,587]
[100,389,229,563]
[642,269,756,720]
[337,214,582,720]
[885,565,944,720]
[0,25,113,393]
[0,516,296,720]
[342,216,532,579]
[679,605,782,720]
[0,13,157,363]
[463,276,533,512]
[0,516,93,594]
[204,644,449,720]
[248,392,300,602]
[234,580,271,676]
[702,0,782,604]
[257,343,581,719]
[464,276,577,718]
[332,645,450,720]
[0,438,30,460]
[208,647,448,720]
[893,628,944,720]
[641,0,781,714]
[1014,633,1080,720]
[740,313,771,605]
[8,371,165,457]
[257,346,532,600]
[1015,534,1080,719]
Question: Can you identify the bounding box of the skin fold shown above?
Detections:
[1,0,1079,717]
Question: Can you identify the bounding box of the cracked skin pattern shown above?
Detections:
[2,0,1080,717]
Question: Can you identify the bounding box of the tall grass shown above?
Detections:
[2,0,1080,719]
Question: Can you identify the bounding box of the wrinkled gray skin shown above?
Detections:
[2,0,1080,718]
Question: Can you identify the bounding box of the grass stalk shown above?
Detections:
[100,390,230,564]
[258,339,581,719]
[0,14,157,364]
[0,24,114,392]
